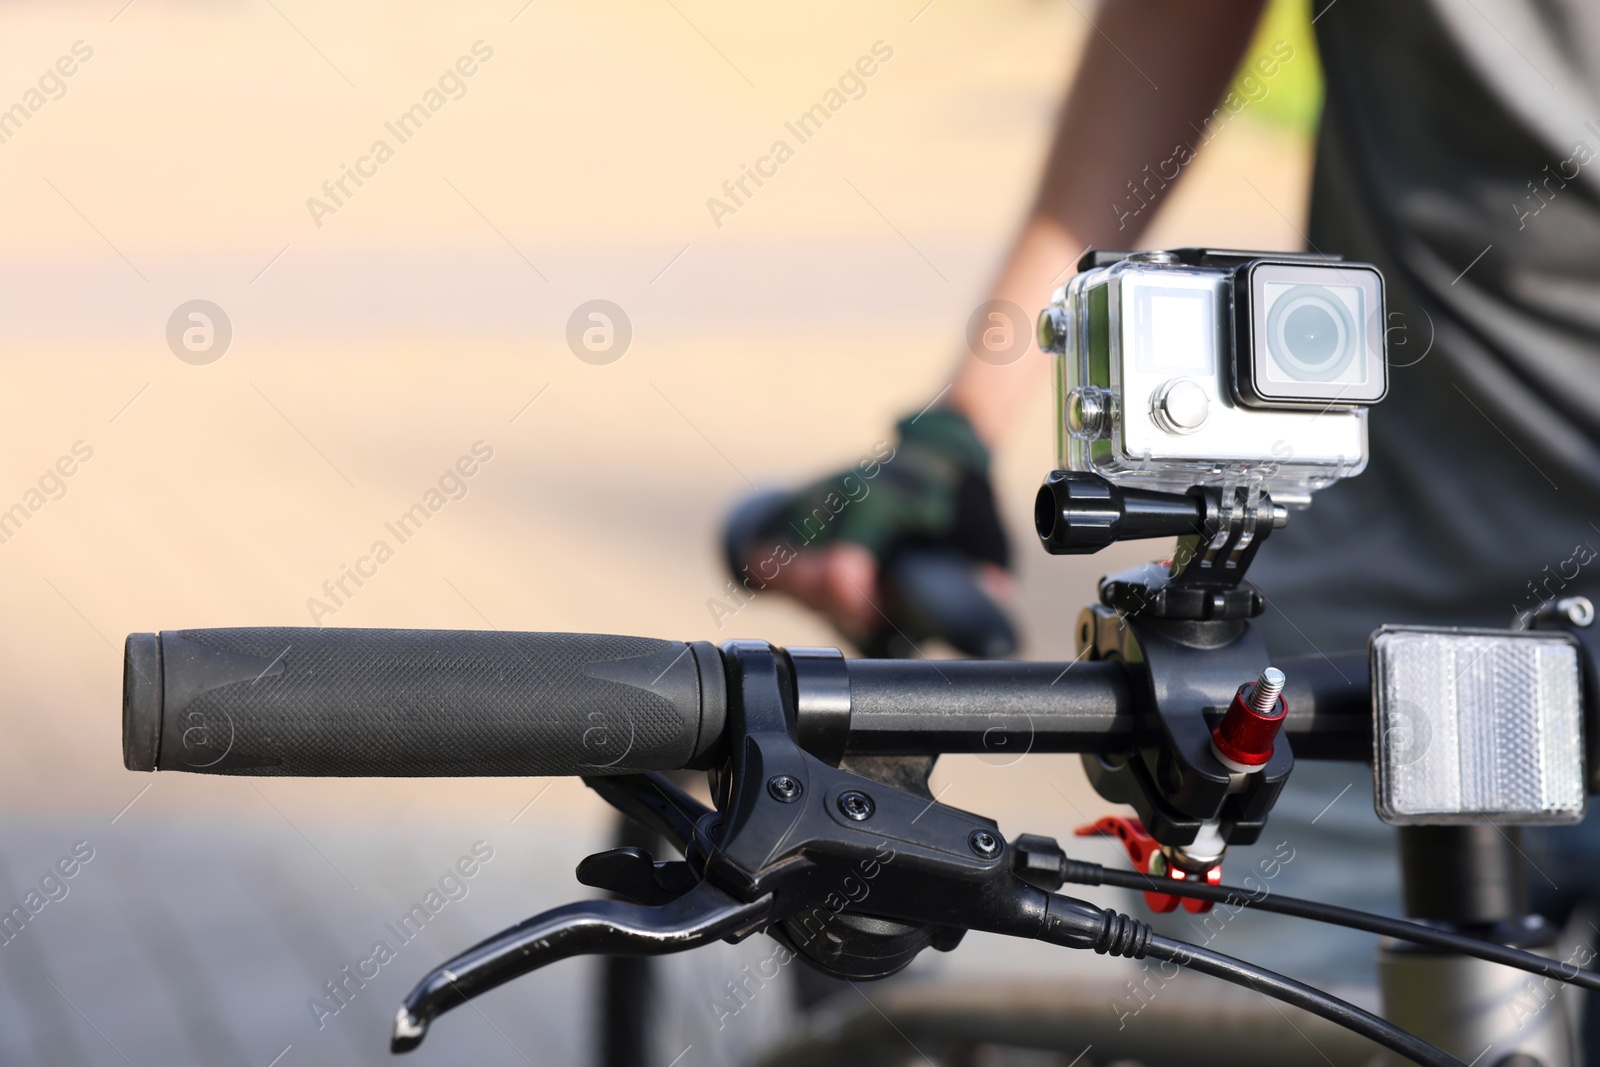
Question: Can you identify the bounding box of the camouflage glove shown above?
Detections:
[755,406,1010,572]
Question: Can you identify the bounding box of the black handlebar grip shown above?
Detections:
[122,628,727,777]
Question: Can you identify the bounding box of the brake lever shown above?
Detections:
[390,879,772,1052]
[389,642,1089,1053]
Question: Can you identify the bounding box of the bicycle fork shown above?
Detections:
[1381,826,1578,1067]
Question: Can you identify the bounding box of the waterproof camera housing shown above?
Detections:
[1038,248,1387,508]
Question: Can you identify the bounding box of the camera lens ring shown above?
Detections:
[1266,284,1358,383]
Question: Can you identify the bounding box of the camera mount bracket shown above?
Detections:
[1034,470,1285,621]
[1075,604,1291,853]
[1034,470,1296,857]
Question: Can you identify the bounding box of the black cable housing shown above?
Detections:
[1067,861,1600,995]
[1144,934,1463,1067]
[1038,894,1462,1067]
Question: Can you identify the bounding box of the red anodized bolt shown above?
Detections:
[1211,667,1287,769]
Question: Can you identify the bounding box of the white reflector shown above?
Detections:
[1372,626,1585,825]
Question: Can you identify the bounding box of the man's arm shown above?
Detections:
[737,3,1269,637]
[950,0,1266,446]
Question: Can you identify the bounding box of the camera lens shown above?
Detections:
[1266,285,1356,382]
[1283,304,1339,366]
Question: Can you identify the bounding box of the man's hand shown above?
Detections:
[731,408,1011,644]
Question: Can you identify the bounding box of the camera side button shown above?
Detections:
[1153,378,1209,435]
[1067,387,1109,439]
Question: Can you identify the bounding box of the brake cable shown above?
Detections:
[1051,852,1600,994]
[1041,893,1465,1067]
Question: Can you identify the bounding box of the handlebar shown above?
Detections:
[836,650,1367,761]
[123,627,1492,1066]
[123,627,1371,777]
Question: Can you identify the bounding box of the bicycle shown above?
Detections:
[120,249,1600,1065]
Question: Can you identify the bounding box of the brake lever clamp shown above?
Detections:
[390,639,1152,1053]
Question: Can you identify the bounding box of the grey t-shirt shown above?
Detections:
[1206,0,1600,987]
[1252,0,1600,654]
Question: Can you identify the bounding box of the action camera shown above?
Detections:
[1038,248,1387,507]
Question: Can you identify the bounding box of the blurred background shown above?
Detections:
[0,1,1336,1064]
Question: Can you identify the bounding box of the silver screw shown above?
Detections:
[837,791,874,821]
[767,775,802,803]
[1250,667,1285,714]
[969,829,1001,859]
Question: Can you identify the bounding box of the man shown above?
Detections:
[736,0,1600,1010]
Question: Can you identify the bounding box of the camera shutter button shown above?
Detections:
[1155,379,1209,434]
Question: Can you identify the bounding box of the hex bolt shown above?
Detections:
[1249,667,1286,714]
[837,791,874,821]
[969,829,1002,859]
[767,775,802,803]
